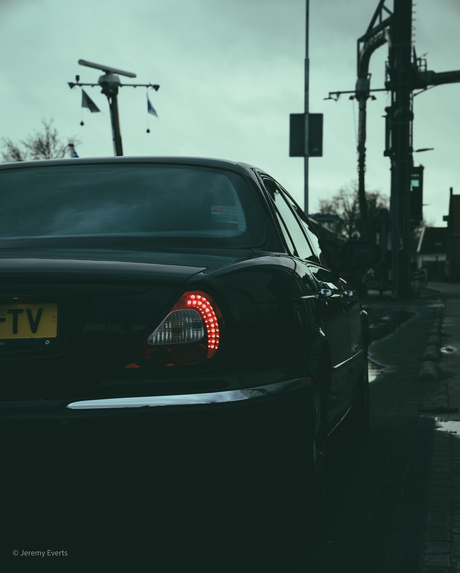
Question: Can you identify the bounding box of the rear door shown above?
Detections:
[292,205,365,384]
[259,176,355,424]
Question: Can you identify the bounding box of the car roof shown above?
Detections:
[0,156,262,178]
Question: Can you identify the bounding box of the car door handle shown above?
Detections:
[340,290,355,306]
[315,288,333,300]
[341,290,354,299]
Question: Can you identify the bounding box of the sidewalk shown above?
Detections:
[275,281,460,573]
[418,282,460,573]
[366,281,460,573]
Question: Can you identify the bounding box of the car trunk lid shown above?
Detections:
[0,251,219,401]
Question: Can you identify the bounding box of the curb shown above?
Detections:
[418,306,444,381]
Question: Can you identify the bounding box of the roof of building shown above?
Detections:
[447,191,460,234]
[417,226,448,254]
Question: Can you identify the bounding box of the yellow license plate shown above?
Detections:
[0,303,58,339]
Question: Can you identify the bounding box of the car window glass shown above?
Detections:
[279,190,330,266]
[0,165,265,249]
[264,180,315,260]
[274,212,296,254]
[292,204,322,258]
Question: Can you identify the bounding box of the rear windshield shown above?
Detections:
[0,163,265,248]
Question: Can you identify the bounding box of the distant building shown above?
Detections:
[444,188,460,281]
[416,226,447,281]
[309,213,344,237]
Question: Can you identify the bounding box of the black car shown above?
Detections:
[0,157,377,535]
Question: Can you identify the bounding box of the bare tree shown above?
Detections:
[317,182,389,241]
[1,119,79,162]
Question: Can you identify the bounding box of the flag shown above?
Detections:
[147,93,158,117]
[68,143,79,158]
[81,89,101,113]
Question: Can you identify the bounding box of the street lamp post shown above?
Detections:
[304,0,310,213]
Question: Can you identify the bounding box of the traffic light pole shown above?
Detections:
[329,0,460,298]
[387,0,413,297]
[355,0,392,241]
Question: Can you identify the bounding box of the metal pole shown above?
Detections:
[99,73,124,157]
[304,0,310,213]
[388,0,413,297]
[356,32,388,242]
[356,83,369,240]
[107,94,123,156]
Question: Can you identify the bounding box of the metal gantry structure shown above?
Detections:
[68,59,160,157]
[329,0,460,297]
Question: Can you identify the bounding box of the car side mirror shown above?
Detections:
[337,241,381,270]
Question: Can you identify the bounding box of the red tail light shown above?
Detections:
[125,291,223,368]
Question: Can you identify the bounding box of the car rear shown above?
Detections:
[0,158,306,427]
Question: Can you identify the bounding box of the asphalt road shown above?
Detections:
[2,286,451,571]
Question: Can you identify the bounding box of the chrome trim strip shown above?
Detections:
[332,348,364,371]
[66,378,304,410]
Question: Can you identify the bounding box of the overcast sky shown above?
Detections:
[1,0,459,226]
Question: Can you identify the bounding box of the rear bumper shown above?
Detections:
[0,377,312,432]
[66,378,307,410]
[0,379,316,463]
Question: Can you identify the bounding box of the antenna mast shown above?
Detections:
[68,59,160,156]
